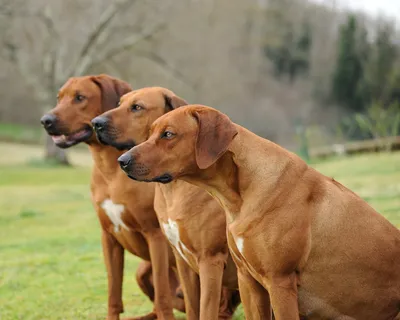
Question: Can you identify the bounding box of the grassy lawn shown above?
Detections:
[0,142,399,319]
[0,123,42,145]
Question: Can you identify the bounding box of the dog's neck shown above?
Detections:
[87,141,124,180]
[183,125,306,223]
[182,149,243,223]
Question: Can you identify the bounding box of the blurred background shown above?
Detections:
[0,0,399,319]
[0,0,399,157]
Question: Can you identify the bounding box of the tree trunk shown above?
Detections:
[45,134,70,165]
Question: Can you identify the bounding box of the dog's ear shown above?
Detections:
[192,108,238,170]
[164,93,188,111]
[91,74,132,111]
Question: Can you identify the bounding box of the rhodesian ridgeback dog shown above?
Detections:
[40,75,185,320]
[117,104,400,320]
[91,87,241,320]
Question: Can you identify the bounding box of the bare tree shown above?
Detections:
[1,0,173,164]
[3,0,387,150]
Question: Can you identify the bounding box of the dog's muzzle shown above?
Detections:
[118,153,133,173]
[91,116,108,134]
[40,114,57,131]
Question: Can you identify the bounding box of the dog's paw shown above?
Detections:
[122,312,157,320]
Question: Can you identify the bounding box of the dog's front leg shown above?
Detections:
[267,273,299,320]
[174,251,200,319]
[238,269,272,320]
[102,230,125,320]
[145,230,175,320]
[135,260,154,302]
[198,256,225,320]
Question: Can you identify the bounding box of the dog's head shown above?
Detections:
[91,87,187,151]
[40,74,131,148]
[117,105,238,184]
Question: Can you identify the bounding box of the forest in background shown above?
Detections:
[0,0,399,162]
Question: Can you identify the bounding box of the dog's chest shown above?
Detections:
[161,219,192,263]
[229,233,245,262]
[101,199,129,233]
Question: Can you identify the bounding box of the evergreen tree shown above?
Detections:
[332,15,366,112]
[363,21,399,105]
[263,0,311,82]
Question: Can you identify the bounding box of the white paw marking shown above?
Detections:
[236,236,244,254]
[101,199,128,233]
[162,219,191,263]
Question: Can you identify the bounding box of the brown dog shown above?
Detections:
[91,87,241,320]
[40,75,184,320]
[117,104,400,320]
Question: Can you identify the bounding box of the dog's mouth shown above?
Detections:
[152,173,173,184]
[95,131,135,151]
[51,126,93,148]
[125,172,174,184]
[127,174,138,181]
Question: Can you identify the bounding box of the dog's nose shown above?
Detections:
[118,153,133,171]
[91,116,108,132]
[40,114,56,129]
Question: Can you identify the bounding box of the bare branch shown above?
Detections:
[1,32,44,99]
[13,46,49,102]
[0,0,35,19]
[134,51,196,92]
[36,8,59,39]
[39,5,60,93]
[68,0,136,77]
[90,22,166,67]
[0,0,14,17]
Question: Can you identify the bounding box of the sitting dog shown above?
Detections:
[117,104,400,320]
[40,75,184,320]
[91,87,241,320]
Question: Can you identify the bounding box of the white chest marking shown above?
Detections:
[229,235,245,263]
[101,199,129,233]
[236,236,244,254]
[162,219,191,263]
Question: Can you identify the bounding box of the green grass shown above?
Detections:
[312,152,400,226]
[0,123,42,144]
[0,144,399,319]
[0,164,160,319]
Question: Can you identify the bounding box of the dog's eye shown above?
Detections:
[131,104,142,112]
[161,131,175,139]
[75,94,85,102]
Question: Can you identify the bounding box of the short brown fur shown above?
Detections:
[41,75,184,320]
[120,104,400,320]
[95,88,241,320]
